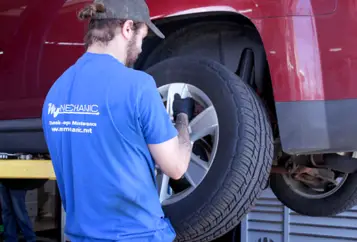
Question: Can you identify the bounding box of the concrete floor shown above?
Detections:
[0,226,240,242]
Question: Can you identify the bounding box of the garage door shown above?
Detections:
[240,188,357,242]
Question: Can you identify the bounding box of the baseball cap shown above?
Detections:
[91,0,165,39]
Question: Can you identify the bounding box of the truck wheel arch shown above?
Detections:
[137,12,273,98]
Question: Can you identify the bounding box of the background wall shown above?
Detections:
[241,188,357,242]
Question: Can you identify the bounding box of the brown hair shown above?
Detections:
[78,3,143,48]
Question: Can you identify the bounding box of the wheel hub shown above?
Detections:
[155,83,219,205]
[282,155,349,199]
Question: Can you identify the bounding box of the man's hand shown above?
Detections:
[173,94,195,121]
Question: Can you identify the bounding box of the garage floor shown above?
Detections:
[1,216,240,242]
[0,225,240,242]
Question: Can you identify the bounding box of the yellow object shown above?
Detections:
[0,160,56,180]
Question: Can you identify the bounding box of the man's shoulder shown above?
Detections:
[114,66,153,80]
[130,68,153,80]
[44,65,75,100]
[110,67,156,89]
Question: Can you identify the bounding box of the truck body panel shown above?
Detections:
[1,0,356,154]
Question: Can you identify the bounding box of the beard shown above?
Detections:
[125,36,141,68]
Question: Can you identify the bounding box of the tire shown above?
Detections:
[270,172,357,217]
[145,56,273,242]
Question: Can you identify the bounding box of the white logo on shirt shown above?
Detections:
[47,103,100,118]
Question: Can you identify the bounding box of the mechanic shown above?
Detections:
[41,0,193,241]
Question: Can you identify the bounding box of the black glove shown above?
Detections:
[173,94,195,121]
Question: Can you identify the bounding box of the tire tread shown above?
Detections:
[173,58,273,241]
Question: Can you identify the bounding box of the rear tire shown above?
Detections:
[270,169,357,217]
[146,56,273,242]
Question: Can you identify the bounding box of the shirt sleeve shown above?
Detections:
[137,77,178,144]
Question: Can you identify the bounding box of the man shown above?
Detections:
[41,0,193,241]
[0,182,36,242]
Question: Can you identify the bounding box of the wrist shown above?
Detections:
[177,113,188,119]
[175,113,189,124]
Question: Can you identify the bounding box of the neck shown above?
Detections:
[86,43,126,65]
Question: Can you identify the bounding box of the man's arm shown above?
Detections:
[148,113,192,180]
[174,113,192,170]
[138,78,193,180]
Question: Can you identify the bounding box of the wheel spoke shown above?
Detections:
[190,106,218,142]
[165,83,192,117]
[156,171,171,202]
[191,153,209,171]
[185,154,209,187]
[155,83,219,205]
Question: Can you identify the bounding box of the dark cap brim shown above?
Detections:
[146,21,165,39]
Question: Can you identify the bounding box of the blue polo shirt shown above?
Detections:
[42,52,177,241]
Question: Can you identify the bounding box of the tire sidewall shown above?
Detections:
[146,57,247,225]
[270,172,357,216]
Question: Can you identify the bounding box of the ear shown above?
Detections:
[121,20,135,40]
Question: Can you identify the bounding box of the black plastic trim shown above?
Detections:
[0,118,42,132]
[276,99,357,154]
[0,118,47,153]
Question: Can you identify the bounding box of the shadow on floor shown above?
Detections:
[1,225,240,242]
[213,225,240,242]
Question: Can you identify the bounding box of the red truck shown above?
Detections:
[1,0,357,241]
